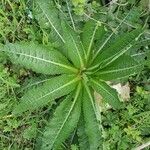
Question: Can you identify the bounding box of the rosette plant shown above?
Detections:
[2,0,144,149]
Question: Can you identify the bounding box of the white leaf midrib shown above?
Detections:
[98,64,140,75]
[86,24,98,61]
[35,77,79,101]
[70,33,84,68]
[91,79,118,103]
[37,1,65,43]
[8,50,77,73]
[49,83,81,149]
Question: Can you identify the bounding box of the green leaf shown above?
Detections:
[0,43,7,62]
[90,78,123,109]
[92,28,143,69]
[34,0,65,43]
[6,42,77,75]
[146,51,150,67]
[82,83,102,150]
[95,55,143,80]
[41,84,82,150]
[132,39,150,49]
[61,21,85,68]
[131,52,148,63]
[19,76,52,93]
[13,75,79,115]
[81,20,105,61]
[23,124,37,140]
[77,115,90,150]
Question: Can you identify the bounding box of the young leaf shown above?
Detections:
[77,115,90,150]
[19,76,52,93]
[6,42,77,74]
[13,75,79,115]
[61,21,85,68]
[146,51,150,67]
[95,55,143,80]
[34,0,65,43]
[82,83,102,150]
[132,39,150,49]
[81,20,105,61]
[41,84,82,150]
[90,78,123,109]
[91,28,143,69]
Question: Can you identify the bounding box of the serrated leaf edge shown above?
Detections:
[36,1,65,43]
[50,83,81,148]
[6,49,78,73]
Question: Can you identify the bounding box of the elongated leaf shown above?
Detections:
[0,43,7,62]
[6,42,77,75]
[92,28,142,68]
[13,75,79,115]
[126,39,150,62]
[81,20,105,61]
[19,76,52,93]
[131,52,148,63]
[34,0,65,43]
[77,115,90,150]
[146,51,150,67]
[61,21,85,68]
[82,83,102,150]
[41,84,81,150]
[95,55,143,80]
[132,39,150,49]
[90,78,123,109]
